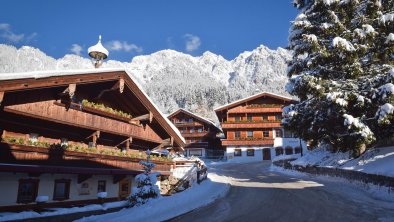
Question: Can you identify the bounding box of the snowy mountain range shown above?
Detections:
[0,44,291,121]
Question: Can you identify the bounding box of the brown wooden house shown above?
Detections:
[168,109,222,158]
[215,92,306,162]
[0,68,185,211]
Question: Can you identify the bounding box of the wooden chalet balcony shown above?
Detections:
[222,120,282,129]
[228,106,283,114]
[173,122,203,127]
[185,142,209,148]
[3,101,163,143]
[0,143,174,173]
[222,138,274,146]
[181,131,213,138]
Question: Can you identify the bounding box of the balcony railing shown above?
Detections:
[221,138,274,146]
[181,131,214,138]
[228,106,283,114]
[222,120,282,129]
[173,122,203,127]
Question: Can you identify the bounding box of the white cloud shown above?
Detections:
[0,23,36,43]
[105,40,143,53]
[184,34,201,52]
[70,44,83,56]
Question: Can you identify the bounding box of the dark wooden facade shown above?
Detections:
[0,69,185,211]
[168,109,222,157]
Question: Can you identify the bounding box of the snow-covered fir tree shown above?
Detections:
[127,150,160,207]
[284,0,394,156]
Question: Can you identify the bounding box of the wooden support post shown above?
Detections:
[0,91,4,106]
[149,111,153,123]
[96,78,125,99]
[63,84,76,99]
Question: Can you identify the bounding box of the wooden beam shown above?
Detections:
[0,92,4,106]
[78,174,92,184]
[96,79,125,99]
[135,111,153,123]
[61,84,76,99]
[115,137,132,147]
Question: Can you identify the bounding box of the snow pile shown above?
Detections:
[35,196,48,203]
[76,171,231,222]
[379,13,394,24]
[291,146,394,177]
[97,192,107,199]
[375,103,394,124]
[0,201,128,222]
[343,114,373,139]
[385,33,394,44]
[291,146,350,168]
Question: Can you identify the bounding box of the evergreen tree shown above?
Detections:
[284,0,394,156]
[128,150,160,207]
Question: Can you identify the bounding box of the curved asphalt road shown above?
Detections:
[170,162,394,222]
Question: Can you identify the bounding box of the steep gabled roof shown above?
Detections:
[214,91,297,112]
[0,68,185,148]
[168,108,222,133]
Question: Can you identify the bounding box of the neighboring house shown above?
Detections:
[214,92,307,163]
[168,109,222,158]
[0,69,185,211]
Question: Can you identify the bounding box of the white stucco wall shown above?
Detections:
[274,137,308,154]
[0,173,134,206]
[226,146,272,163]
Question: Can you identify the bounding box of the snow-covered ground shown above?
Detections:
[76,170,230,222]
[0,169,230,222]
[270,165,394,202]
[290,146,394,177]
[0,201,128,222]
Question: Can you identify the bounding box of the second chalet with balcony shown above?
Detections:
[168,109,222,158]
[215,92,307,163]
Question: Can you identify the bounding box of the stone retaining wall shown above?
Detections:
[273,160,394,189]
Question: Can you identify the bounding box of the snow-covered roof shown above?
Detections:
[0,68,186,146]
[0,68,124,81]
[168,108,222,132]
[214,91,296,112]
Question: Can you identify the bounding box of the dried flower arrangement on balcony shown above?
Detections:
[247,104,283,108]
[1,137,172,163]
[81,99,132,119]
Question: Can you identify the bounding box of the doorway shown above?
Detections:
[263,148,271,160]
[119,179,131,199]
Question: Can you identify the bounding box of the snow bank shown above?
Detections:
[76,172,231,222]
[0,201,128,222]
[291,146,394,177]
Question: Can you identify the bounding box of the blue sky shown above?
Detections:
[0,0,298,62]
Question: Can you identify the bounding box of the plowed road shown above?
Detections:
[171,162,394,222]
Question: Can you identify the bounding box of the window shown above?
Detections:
[190,139,195,143]
[285,147,293,155]
[17,179,39,203]
[247,149,255,156]
[198,128,203,132]
[247,116,253,121]
[189,149,203,156]
[53,179,70,200]
[189,118,193,123]
[262,115,268,121]
[190,127,194,133]
[275,114,282,121]
[275,147,284,156]
[235,131,241,139]
[235,116,241,122]
[263,131,269,138]
[284,130,293,138]
[98,180,106,193]
[275,129,283,138]
[247,131,253,138]
[234,149,242,156]
[294,147,301,154]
